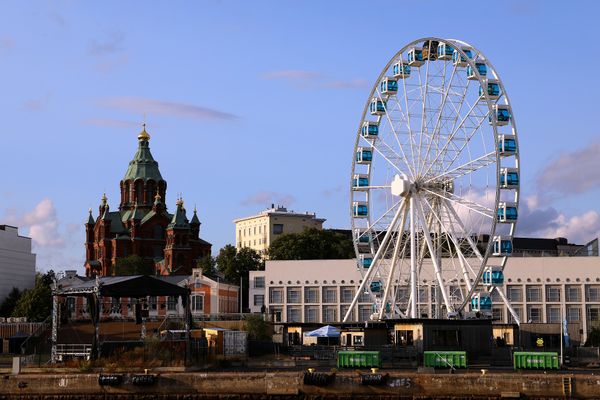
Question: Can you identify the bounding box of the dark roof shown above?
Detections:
[55,275,189,297]
[123,137,164,182]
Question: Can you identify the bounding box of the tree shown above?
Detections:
[113,255,155,275]
[268,228,355,260]
[244,314,269,339]
[215,245,264,311]
[0,287,22,317]
[12,270,55,322]
[197,255,217,277]
[585,327,600,347]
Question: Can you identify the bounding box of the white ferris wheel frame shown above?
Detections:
[346,37,521,324]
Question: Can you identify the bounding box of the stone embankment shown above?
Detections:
[1,370,600,398]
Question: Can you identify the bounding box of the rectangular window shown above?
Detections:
[526,285,542,302]
[507,285,523,302]
[396,330,414,346]
[149,296,157,311]
[286,287,301,303]
[254,227,256,235]
[254,294,264,307]
[322,286,337,303]
[353,335,363,346]
[287,306,301,322]
[587,306,600,330]
[304,306,319,323]
[269,287,283,304]
[273,224,284,235]
[546,286,561,302]
[567,306,581,323]
[358,290,371,303]
[418,287,428,303]
[192,295,204,311]
[254,276,265,288]
[509,306,522,324]
[432,329,460,347]
[304,287,319,303]
[566,285,581,302]
[395,286,410,304]
[358,305,371,322]
[340,286,355,303]
[492,307,503,321]
[546,306,561,323]
[586,285,600,302]
[527,305,542,323]
[258,226,262,234]
[167,296,177,311]
[340,304,353,321]
[322,306,337,323]
[270,306,283,322]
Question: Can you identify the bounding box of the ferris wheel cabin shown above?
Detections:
[497,201,518,223]
[392,61,410,78]
[483,266,505,285]
[352,174,369,190]
[407,48,424,67]
[492,236,513,256]
[452,47,473,67]
[500,167,519,189]
[421,40,439,61]
[467,62,487,80]
[356,147,373,164]
[498,134,517,156]
[470,293,493,311]
[437,43,454,60]
[361,121,379,139]
[380,77,398,95]
[370,281,382,293]
[359,254,373,268]
[479,78,501,100]
[352,201,369,218]
[369,98,387,115]
[490,104,511,126]
[354,229,371,247]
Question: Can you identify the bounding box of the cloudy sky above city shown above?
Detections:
[1,1,599,272]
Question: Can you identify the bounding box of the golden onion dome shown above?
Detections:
[138,124,150,141]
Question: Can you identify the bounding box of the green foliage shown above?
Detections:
[215,245,264,311]
[0,287,22,317]
[196,255,217,277]
[268,228,355,260]
[215,245,264,283]
[114,255,155,276]
[245,314,269,339]
[12,270,55,322]
[585,327,600,347]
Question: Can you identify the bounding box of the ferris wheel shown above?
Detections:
[344,37,521,324]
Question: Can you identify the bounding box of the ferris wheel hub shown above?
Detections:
[391,174,411,197]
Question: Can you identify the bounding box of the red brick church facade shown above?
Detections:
[84,126,211,277]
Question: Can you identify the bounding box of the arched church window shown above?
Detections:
[135,180,143,204]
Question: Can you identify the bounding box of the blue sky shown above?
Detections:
[1,0,599,272]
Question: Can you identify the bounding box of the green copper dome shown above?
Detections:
[123,126,164,182]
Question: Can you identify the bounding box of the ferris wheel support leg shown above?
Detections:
[409,196,418,318]
[414,194,454,314]
[343,199,406,323]
[378,204,409,320]
[494,286,521,325]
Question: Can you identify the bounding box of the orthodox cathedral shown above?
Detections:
[84,126,211,277]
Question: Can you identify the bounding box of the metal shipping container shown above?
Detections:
[337,351,381,368]
[223,330,247,356]
[513,351,559,370]
[423,351,467,368]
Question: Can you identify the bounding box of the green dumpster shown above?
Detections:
[513,351,559,370]
[423,351,467,368]
[337,351,381,368]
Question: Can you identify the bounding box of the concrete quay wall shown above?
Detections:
[1,371,600,399]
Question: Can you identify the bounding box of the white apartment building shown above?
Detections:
[234,205,325,255]
[249,255,600,342]
[0,225,36,303]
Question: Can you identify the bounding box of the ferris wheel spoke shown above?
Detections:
[442,199,488,261]
[364,198,404,234]
[423,150,496,184]
[419,62,459,177]
[421,188,494,220]
[413,193,454,313]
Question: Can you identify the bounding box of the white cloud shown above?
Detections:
[537,138,600,196]
[6,198,65,247]
[262,69,368,89]
[98,96,238,121]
